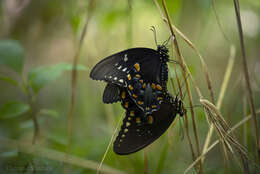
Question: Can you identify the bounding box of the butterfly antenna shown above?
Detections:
[150,26,158,46]
[162,35,172,46]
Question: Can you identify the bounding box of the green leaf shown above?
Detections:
[28,62,88,94]
[0,74,19,87]
[0,40,24,73]
[69,12,82,34]
[20,117,45,129]
[39,109,59,118]
[0,101,30,119]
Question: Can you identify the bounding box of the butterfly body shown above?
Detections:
[126,65,165,115]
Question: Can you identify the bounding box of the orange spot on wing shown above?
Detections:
[156,84,162,91]
[134,63,140,72]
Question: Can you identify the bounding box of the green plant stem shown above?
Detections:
[0,137,125,174]
[29,95,39,145]
[233,0,260,162]
[22,75,39,145]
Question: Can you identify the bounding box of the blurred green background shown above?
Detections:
[0,0,260,173]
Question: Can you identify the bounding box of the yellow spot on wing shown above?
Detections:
[121,91,126,99]
[128,84,133,90]
[148,115,153,124]
[157,97,163,101]
[127,74,131,80]
[130,111,135,116]
[135,74,141,78]
[126,122,131,127]
[156,84,162,91]
[134,63,140,72]
[151,83,156,89]
[124,102,129,108]
[138,101,144,105]
[136,117,141,124]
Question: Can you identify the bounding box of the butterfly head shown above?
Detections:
[157,45,168,53]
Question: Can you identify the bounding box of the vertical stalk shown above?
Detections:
[170,41,196,162]
[161,0,203,173]
[22,76,39,145]
[233,0,259,163]
[66,0,96,172]
[127,0,133,47]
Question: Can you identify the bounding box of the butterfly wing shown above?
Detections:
[103,83,121,104]
[90,48,162,86]
[113,99,177,155]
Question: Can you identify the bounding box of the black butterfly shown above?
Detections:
[90,45,170,115]
[89,33,184,154]
[113,87,184,155]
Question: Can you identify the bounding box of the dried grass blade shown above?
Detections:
[184,109,260,174]
[96,114,123,174]
[233,0,260,162]
[200,99,250,173]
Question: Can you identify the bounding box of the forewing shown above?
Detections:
[113,100,177,155]
[90,48,162,86]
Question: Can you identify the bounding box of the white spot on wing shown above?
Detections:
[119,79,124,83]
[122,68,127,72]
[117,66,122,70]
[114,77,118,80]
[124,54,128,62]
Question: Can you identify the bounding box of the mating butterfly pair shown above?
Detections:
[90,44,184,155]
